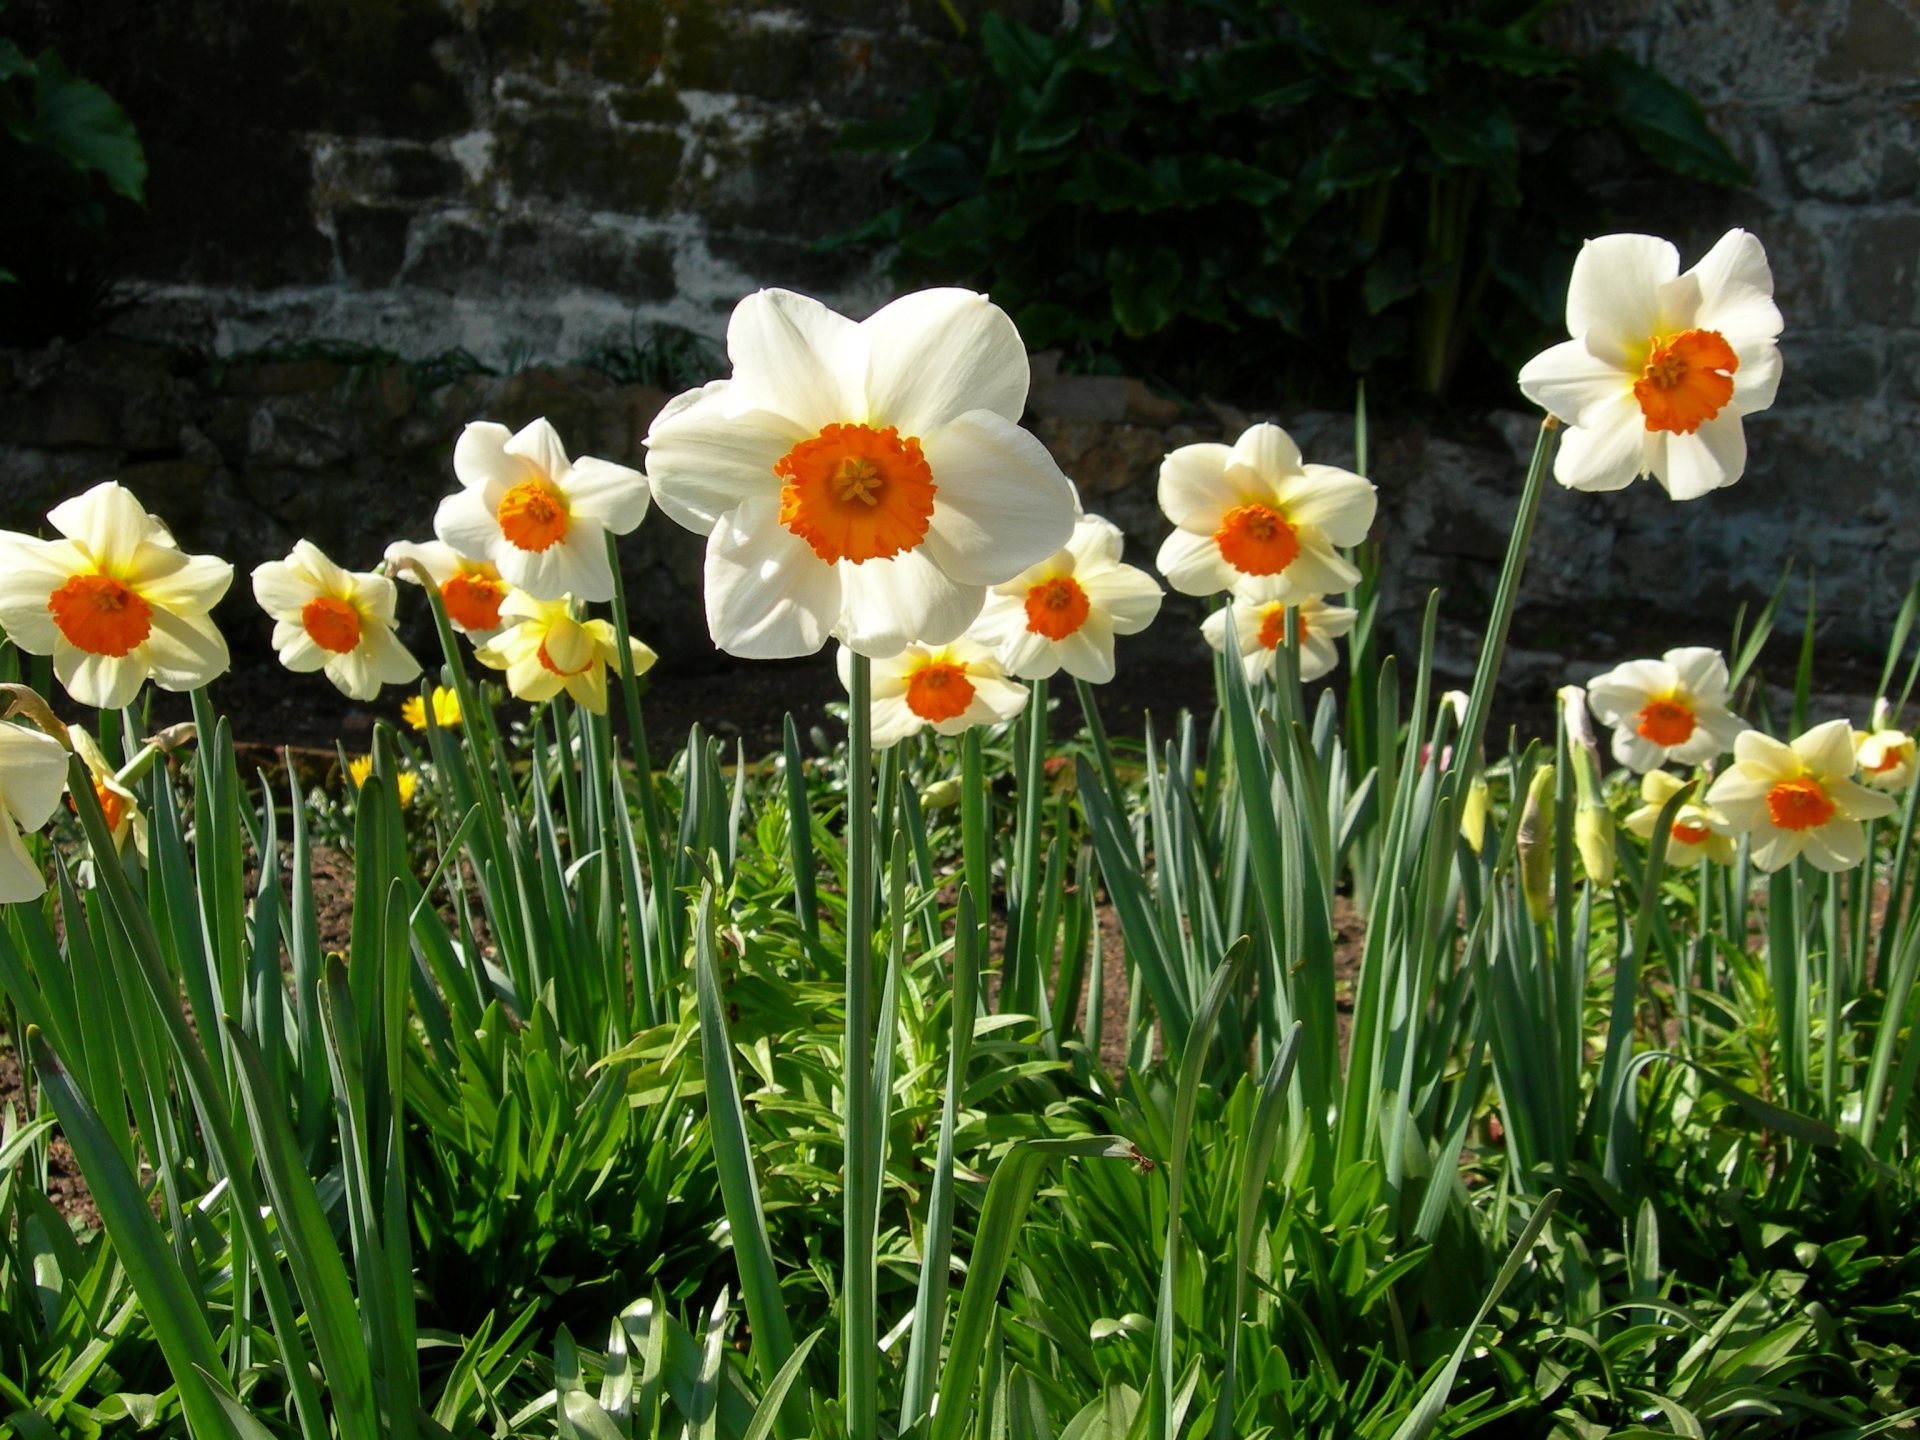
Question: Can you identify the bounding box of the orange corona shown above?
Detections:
[1634,329,1738,435]
[1765,776,1835,832]
[777,423,936,564]
[1256,605,1307,651]
[1214,503,1300,576]
[904,660,973,723]
[497,481,569,552]
[301,597,362,654]
[1635,697,1696,748]
[48,573,152,657]
[1670,818,1713,847]
[1024,576,1090,640]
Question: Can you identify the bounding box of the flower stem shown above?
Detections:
[1009,676,1049,1013]
[843,651,878,1440]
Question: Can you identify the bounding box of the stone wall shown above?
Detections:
[4,0,1919,689]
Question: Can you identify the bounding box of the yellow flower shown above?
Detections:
[71,726,146,860]
[400,685,462,732]
[472,592,657,715]
[1705,719,1895,872]
[1854,726,1916,792]
[347,756,418,807]
[1625,770,1735,867]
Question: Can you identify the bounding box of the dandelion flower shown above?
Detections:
[400,685,462,732]
[1706,719,1895,872]
[645,288,1077,659]
[1624,770,1735,867]
[0,481,232,710]
[1854,727,1916,792]
[1587,647,1746,774]
[1156,423,1375,603]
[434,418,649,604]
[1518,230,1783,499]
[70,726,145,859]
[967,513,1162,683]
[252,541,422,702]
[837,638,1027,749]
[347,756,418,807]
[0,721,70,903]
[1200,594,1357,685]
[472,592,656,715]
[384,538,511,641]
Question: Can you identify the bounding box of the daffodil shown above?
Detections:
[434,418,650,604]
[347,755,418,807]
[400,685,462,732]
[0,721,70,903]
[1705,719,1895,872]
[1156,423,1375,603]
[1586,647,1746,774]
[1855,726,1916,792]
[384,538,512,641]
[837,638,1027,749]
[1200,594,1357,685]
[1518,230,1783,499]
[252,541,422,702]
[644,288,1078,660]
[472,592,656,715]
[71,726,146,859]
[0,481,232,710]
[966,513,1162,683]
[1625,769,1735,867]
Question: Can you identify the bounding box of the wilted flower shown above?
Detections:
[968,513,1162,683]
[1156,423,1375,603]
[1706,719,1896,872]
[0,481,232,710]
[1855,726,1916,792]
[384,538,511,641]
[836,638,1027,749]
[70,727,145,860]
[400,685,462,732]
[472,592,656,715]
[0,721,69,902]
[1587,647,1746,774]
[645,288,1077,660]
[1518,230,1782,499]
[1200,594,1357,684]
[1625,770,1735,867]
[253,542,422,702]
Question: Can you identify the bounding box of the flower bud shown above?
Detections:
[1575,803,1616,888]
[1460,776,1491,855]
[1518,763,1556,922]
[918,777,965,812]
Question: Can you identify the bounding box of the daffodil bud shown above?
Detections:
[1518,763,1556,922]
[1575,804,1616,888]
[1460,776,1491,855]
[919,777,964,812]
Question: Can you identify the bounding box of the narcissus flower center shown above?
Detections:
[904,660,974,723]
[1215,503,1300,576]
[301,597,362,654]
[48,573,152,657]
[1766,776,1836,832]
[69,781,128,834]
[1635,697,1696,747]
[776,423,936,565]
[1634,329,1738,435]
[537,639,594,677]
[1671,819,1713,847]
[1025,576,1091,640]
[1867,745,1907,774]
[441,572,505,631]
[1256,605,1307,651]
[497,481,570,552]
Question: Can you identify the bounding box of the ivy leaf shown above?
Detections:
[979,12,1054,93]
[29,50,146,202]
[1107,244,1183,337]
[1589,49,1749,187]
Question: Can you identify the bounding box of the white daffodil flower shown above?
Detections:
[1624,769,1735,867]
[0,481,232,710]
[384,538,512,641]
[1706,718,1896,872]
[1156,423,1376,603]
[1854,727,1916,792]
[0,722,70,903]
[837,638,1028,750]
[645,288,1078,660]
[967,513,1162,684]
[1518,229,1783,499]
[252,541,422,702]
[472,592,656,716]
[1586,646,1747,773]
[434,418,650,604]
[1200,594,1357,685]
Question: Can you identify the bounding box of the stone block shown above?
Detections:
[1781,334,1884,403]
[336,206,414,289]
[1844,211,1920,325]
[497,110,685,217]
[664,2,821,103]
[1815,0,1920,87]
[403,219,494,292]
[1776,101,1918,203]
[494,221,678,301]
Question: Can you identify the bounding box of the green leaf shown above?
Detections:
[30,51,147,201]
[1589,50,1748,187]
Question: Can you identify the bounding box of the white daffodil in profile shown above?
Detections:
[1855,726,1916,792]
[967,513,1162,684]
[1586,646,1746,773]
[252,541,422,702]
[838,638,1027,749]
[1706,718,1896,872]
[1201,594,1357,685]
[644,288,1077,660]
[434,418,649,604]
[472,592,656,715]
[1518,230,1783,499]
[70,727,146,860]
[0,481,232,710]
[0,721,69,903]
[384,538,512,642]
[1156,423,1375,603]
[1624,769,1735,867]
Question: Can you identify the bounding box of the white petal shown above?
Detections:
[454,421,528,497]
[868,694,924,750]
[1264,535,1359,601]
[1732,729,1797,776]
[1747,826,1803,873]
[360,625,423,688]
[1687,229,1783,354]
[130,549,233,614]
[1567,234,1679,357]
[861,288,1029,435]
[1157,443,1238,530]
[324,647,382,702]
[1800,820,1865,872]
[144,609,230,691]
[919,413,1077,585]
[0,815,46,903]
[1793,717,1858,779]
[1054,623,1113,683]
[1226,423,1303,482]
[705,498,839,659]
[644,386,796,533]
[1731,342,1782,414]
[273,624,328,673]
[1654,415,1745,500]
[504,417,572,482]
[1588,660,1667,722]
[1609,727,1666,774]
[435,488,505,563]
[496,518,612,602]
[1275,465,1377,547]
[251,560,316,622]
[1518,338,1632,426]
[1552,392,1647,492]
[49,482,155,574]
[0,725,71,831]
[384,539,460,586]
[564,457,650,534]
[56,646,148,711]
[836,550,984,657]
[1157,527,1233,597]
[1830,777,1898,822]
[0,538,80,651]
[1199,607,1231,656]
[726,288,862,432]
[1667,646,1731,703]
[1069,514,1126,567]
[1298,631,1338,682]
[1081,565,1163,635]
